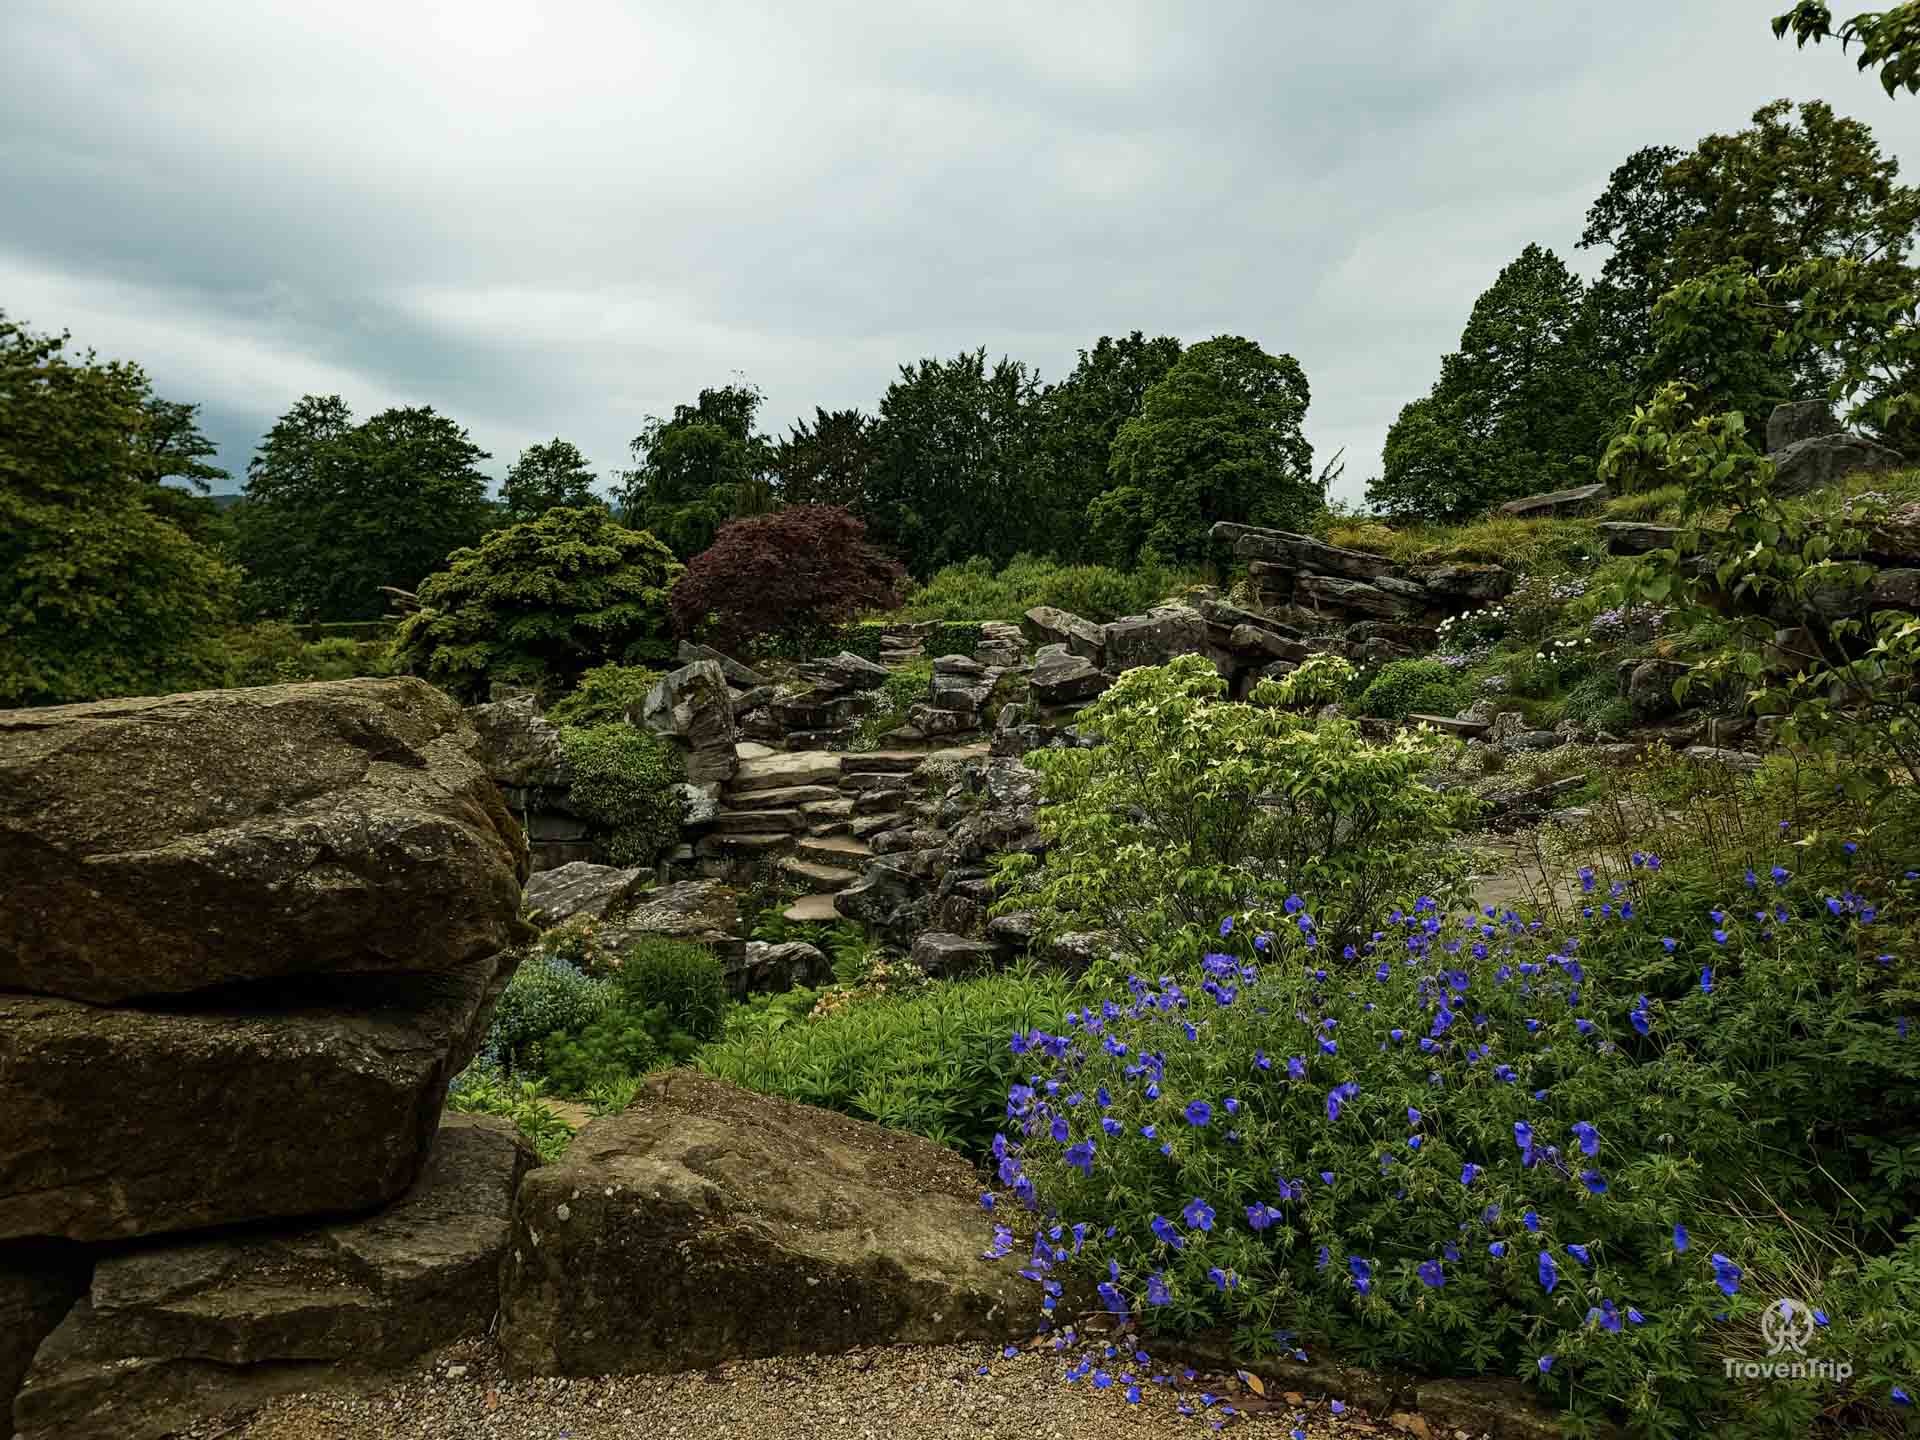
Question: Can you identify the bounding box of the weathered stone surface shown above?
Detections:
[636,660,738,788]
[523,861,649,926]
[1766,399,1837,453]
[1020,607,1107,665]
[1598,521,1684,556]
[1296,573,1416,617]
[467,690,570,790]
[1029,645,1111,706]
[733,942,830,996]
[1209,523,1399,581]
[1497,482,1609,518]
[588,880,744,964]
[909,932,1001,978]
[498,1072,1032,1375]
[676,641,768,690]
[0,948,515,1244]
[1410,563,1514,601]
[13,1117,532,1440]
[1,1242,90,1432]
[0,679,527,1006]
[799,651,890,693]
[1103,606,1208,672]
[1770,431,1904,497]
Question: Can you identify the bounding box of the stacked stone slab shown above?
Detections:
[0,679,536,1438]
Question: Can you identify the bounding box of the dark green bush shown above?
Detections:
[614,939,730,1045]
[1355,658,1470,721]
[558,724,687,868]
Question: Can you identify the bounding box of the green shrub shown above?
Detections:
[699,967,1075,1155]
[995,655,1479,967]
[539,1009,663,1095]
[990,807,1920,1436]
[1355,658,1470,722]
[482,954,616,1076]
[614,938,730,1045]
[558,723,687,868]
[446,1065,574,1164]
[546,663,662,728]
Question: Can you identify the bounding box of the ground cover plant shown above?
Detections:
[976,781,1920,1437]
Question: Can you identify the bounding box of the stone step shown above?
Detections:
[778,857,862,891]
[705,808,807,835]
[693,831,797,860]
[782,892,844,924]
[725,784,842,809]
[729,752,844,795]
[849,812,906,839]
[797,834,874,868]
[840,751,927,775]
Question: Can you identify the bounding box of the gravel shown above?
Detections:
[187,1336,1382,1439]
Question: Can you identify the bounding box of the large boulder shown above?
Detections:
[1770,431,1904,497]
[1497,483,1609,518]
[12,1116,533,1440]
[0,679,527,1006]
[1029,645,1110,706]
[1766,399,1837,452]
[0,950,515,1243]
[522,860,649,925]
[1021,607,1107,665]
[497,1072,1033,1376]
[1103,605,1207,671]
[636,660,738,789]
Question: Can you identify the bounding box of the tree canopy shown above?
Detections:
[1098,335,1316,566]
[0,314,238,706]
[390,506,682,702]
[234,396,494,620]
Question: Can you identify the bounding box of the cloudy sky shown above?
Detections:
[4,1,1916,506]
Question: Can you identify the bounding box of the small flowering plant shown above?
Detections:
[981,845,1920,1434]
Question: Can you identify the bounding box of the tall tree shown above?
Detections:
[865,349,1042,577]
[618,382,773,558]
[235,397,493,620]
[772,406,878,510]
[0,313,238,705]
[1580,101,1920,417]
[1371,245,1615,519]
[1032,332,1185,562]
[1098,335,1316,566]
[503,438,600,518]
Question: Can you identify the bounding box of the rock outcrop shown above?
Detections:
[12,1116,533,1440]
[0,678,526,1005]
[497,1072,1032,1376]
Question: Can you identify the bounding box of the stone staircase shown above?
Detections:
[691,745,976,923]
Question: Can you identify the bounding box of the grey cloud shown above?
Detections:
[3,0,1913,504]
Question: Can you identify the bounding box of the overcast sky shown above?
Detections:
[4,2,1916,507]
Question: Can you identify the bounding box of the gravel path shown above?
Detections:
[193,1336,1395,1439]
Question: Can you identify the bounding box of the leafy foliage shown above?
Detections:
[558,723,688,869]
[544,663,662,728]
[1357,658,1472,723]
[0,313,239,706]
[699,967,1075,1156]
[619,382,775,559]
[503,438,601,518]
[995,656,1479,967]
[234,396,494,621]
[391,506,681,701]
[1370,245,1621,519]
[670,505,905,654]
[1100,336,1318,566]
